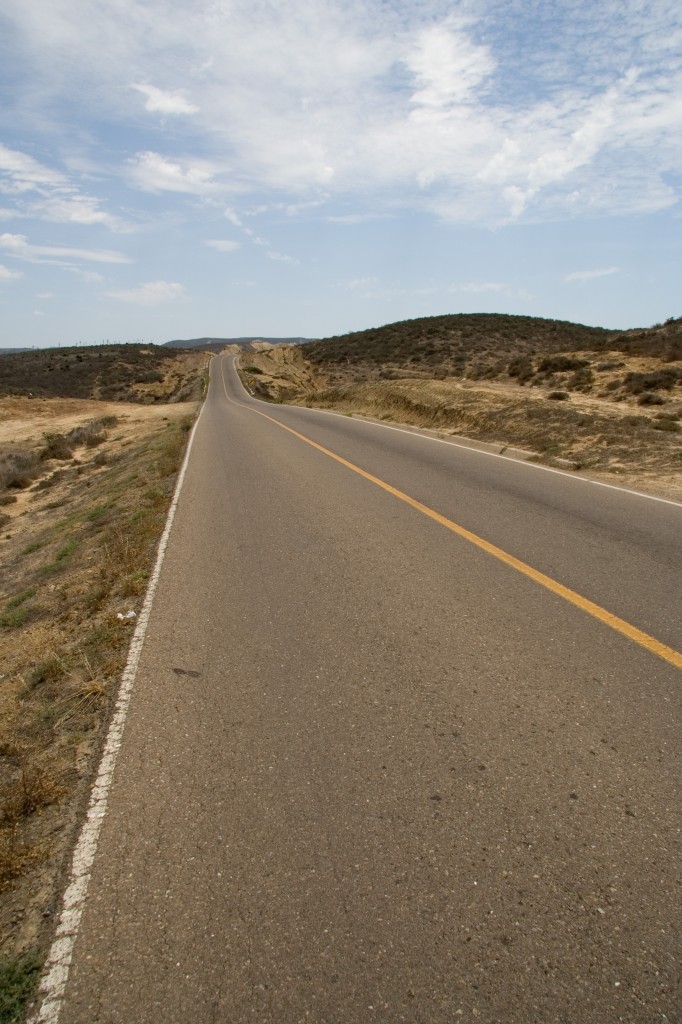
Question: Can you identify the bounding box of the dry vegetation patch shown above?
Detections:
[0,393,201,1018]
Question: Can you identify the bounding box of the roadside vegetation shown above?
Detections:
[242,314,682,496]
[0,349,206,1020]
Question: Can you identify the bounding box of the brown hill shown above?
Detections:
[302,313,616,376]
[0,344,206,403]
[300,313,682,402]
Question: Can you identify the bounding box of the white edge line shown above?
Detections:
[230,356,682,510]
[28,403,206,1024]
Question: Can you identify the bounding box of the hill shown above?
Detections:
[300,313,682,401]
[0,344,205,403]
[303,313,615,375]
[242,313,681,495]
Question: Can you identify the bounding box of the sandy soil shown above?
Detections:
[0,396,186,445]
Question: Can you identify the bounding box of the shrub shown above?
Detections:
[508,356,534,382]
[624,368,682,394]
[568,367,595,389]
[41,432,73,461]
[637,392,665,406]
[0,451,41,490]
[0,950,44,1023]
[622,415,649,426]
[29,657,67,688]
[538,355,589,373]
[596,360,625,371]
[547,391,569,401]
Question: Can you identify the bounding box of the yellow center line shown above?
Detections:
[222,359,682,671]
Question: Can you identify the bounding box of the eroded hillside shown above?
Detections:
[240,316,682,500]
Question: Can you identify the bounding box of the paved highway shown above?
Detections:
[38,354,681,1023]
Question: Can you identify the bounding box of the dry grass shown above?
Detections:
[0,391,201,1005]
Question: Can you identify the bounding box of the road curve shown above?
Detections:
[46,354,681,1023]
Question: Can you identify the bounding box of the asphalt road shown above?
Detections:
[49,355,681,1023]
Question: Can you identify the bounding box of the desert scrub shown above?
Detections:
[38,539,80,576]
[0,589,38,629]
[0,451,41,491]
[0,949,43,1024]
[20,541,45,556]
[40,432,74,461]
[0,403,198,992]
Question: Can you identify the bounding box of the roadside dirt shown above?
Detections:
[242,348,682,502]
[0,393,200,1000]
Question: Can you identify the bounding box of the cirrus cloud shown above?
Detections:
[0,232,131,264]
[565,266,620,283]
[204,239,240,252]
[106,280,185,305]
[0,144,128,230]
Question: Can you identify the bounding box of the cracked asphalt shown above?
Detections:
[57,355,681,1023]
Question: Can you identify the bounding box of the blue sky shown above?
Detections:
[0,0,680,347]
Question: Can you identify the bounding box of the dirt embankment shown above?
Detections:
[242,344,326,399]
[241,347,682,502]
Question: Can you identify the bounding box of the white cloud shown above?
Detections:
[28,194,125,229]
[132,83,199,115]
[37,291,55,298]
[0,1,680,226]
[106,280,185,305]
[326,213,385,224]
[69,268,104,283]
[0,263,22,281]
[204,239,240,252]
[449,282,507,294]
[0,144,127,230]
[407,22,495,109]
[0,143,65,192]
[344,277,380,290]
[128,151,225,195]
[0,232,131,264]
[223,208,297,264]
[266,250,298,265]
[565,267,620,283]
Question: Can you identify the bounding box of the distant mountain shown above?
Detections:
[164,336,312,350]
[0,347,33,355]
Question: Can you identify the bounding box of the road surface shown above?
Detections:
[40,354,681,1023]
